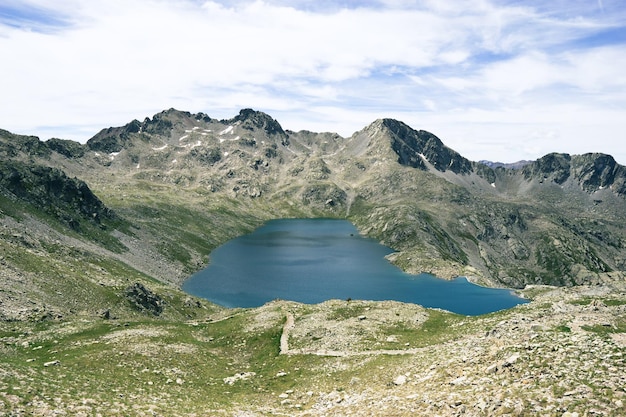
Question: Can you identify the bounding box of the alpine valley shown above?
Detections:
[1,109,625,416]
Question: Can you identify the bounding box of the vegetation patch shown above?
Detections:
[582,320,626,336]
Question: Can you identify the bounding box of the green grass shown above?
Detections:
[568,297,626,307]
[582,320,626,336]
[568,298,593,306]
[555,325,572,333]
[0,304,364,414]
[2,289,624,415]
[326,303,369,321]
[0,297,476,413]
[378,310,468,349]
[94,182,279,272]
[0,193,25,220]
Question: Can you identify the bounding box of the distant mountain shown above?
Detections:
[479,160,533,169]
[522,152,626,193]
[1,108,625,321]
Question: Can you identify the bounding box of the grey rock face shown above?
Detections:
[125,283,164,316]
[380,119,472,174]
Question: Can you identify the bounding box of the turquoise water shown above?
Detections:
[182,219,528,315]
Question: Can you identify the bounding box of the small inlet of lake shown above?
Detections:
[182,219,528,315]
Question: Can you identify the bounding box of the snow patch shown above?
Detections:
[219,138,225,143]
[234,136,240,141]
[152,144,168,151]
[180,140,203,149]
[223,151,229,157]
[136,163,141,169]
[179,135,189,142]
[491,183,496,188]
[219,126,234,135]
[171,159,177,164]
[192,126,199,130]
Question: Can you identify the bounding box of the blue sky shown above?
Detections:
[1,0,625,164]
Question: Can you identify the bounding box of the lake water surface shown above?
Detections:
[182,219,528,315]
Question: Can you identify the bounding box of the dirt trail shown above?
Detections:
[280,310,295,354]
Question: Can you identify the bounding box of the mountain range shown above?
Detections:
[2,108,625,314]
[1,108,625,415]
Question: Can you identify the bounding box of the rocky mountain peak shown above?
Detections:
[86,121,142,153]
[379,118,412,135]
[572,153,624,193]
[522,153,572,185]
[226,108,287,139]
[521,152,626,196]
[86,109,214,153]
[479,160,533,170]
[375,118,472,175]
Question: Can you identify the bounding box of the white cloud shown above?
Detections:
[0,0,625,164]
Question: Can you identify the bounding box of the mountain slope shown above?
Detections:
[1,110,625,416]
[1,109,625,321]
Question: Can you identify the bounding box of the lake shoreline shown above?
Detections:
[182,219,528,315]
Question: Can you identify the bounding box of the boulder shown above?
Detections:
[124,283,164,316]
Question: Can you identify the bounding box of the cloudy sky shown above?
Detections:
[1,0,625,163]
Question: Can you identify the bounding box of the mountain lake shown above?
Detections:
[182,218,528,315]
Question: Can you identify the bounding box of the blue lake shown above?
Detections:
[182,219,528,315]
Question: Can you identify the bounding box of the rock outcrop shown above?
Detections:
[125,283,164,316]
[0,160,116,230]
[379,119,473,174]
